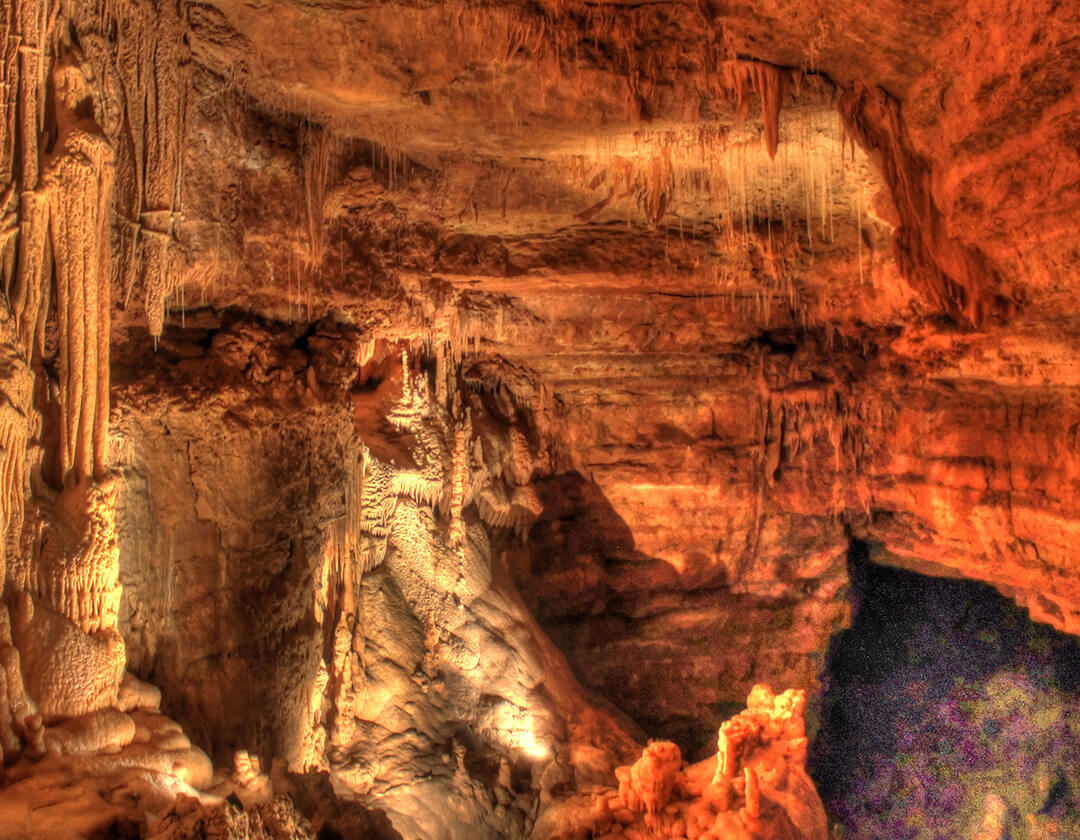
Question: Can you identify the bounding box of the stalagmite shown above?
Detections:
[450,412,470,547]
[339,449,365,570]
[577,684,818,839]
[743,766,761,819]
[716,725,736,781]
[0,33,128,779]
[34,479,122,635]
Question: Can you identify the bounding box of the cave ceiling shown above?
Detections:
[0,0,1073,674]
[86,0,1080,631]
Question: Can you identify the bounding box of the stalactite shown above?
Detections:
[390,471,445,508]
[0,397,28,576]
[3,0,49,367]
[721,59,786,160]
[856,179,865,285]
[11,192,51,362]
[15,0,46,194]
[106,0,190,336]
[300,123,332,269]
[802,115,814,258]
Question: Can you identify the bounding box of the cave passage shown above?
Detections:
[810,541,1080,840]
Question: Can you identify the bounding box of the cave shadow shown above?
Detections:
[809,539,1080,838]
[507,471,739,759]
[525,471,638,569]
[521,470,724,583]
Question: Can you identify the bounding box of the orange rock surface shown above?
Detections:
[536,684,825,840]
[0,0,1077,835]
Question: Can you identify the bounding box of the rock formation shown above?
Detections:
[536,684,825,840]
[0,0,1076,835]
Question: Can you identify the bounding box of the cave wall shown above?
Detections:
[109,320,356,764]
[857,374,1080,632]
[1,0,1079,835]
[505,323,1080,746]
[509,345,856,755]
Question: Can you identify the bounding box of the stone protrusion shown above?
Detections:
[560,684,822,840]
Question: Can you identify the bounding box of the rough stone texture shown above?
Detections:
[538,685,827,840]
[109,316,358,764]
[146,794,315,840]
[1,0,1079,836]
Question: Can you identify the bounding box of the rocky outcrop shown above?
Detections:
[537,684,826,840]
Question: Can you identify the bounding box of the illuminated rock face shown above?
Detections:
[0,0,1079,836]
[105,338,640,837]
[284,361,643,839]
[536,684,826,840]
[33,481,123,637]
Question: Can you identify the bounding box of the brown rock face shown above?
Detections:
[0,0,1079,835]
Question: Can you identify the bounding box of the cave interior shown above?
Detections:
[0,0,1079,837]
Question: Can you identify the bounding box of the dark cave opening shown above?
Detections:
[809,540,1080,839]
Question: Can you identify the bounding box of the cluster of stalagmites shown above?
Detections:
[351,349,542,572]
[146,791,314,840]
[551,686,820,840]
